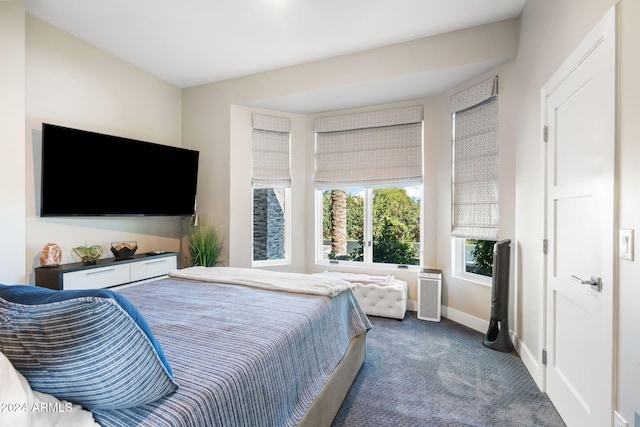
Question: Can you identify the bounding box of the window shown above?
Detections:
[251,114,291,265]
[450,76,499,283]
[314,106,424,269]
[319,185,421,267]
[253,188,290,263]
[453,238,496,285]
[321,189,364,262]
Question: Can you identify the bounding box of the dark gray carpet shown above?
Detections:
[332,312,565,427]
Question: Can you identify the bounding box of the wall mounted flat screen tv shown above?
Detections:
[40,123,199,217]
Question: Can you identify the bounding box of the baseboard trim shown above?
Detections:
[441,305,489,334]
[515,338,544,391]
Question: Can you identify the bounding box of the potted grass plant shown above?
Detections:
[186,217,225,267]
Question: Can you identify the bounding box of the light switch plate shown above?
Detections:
[615,411,628,427]
[620,229,634,261]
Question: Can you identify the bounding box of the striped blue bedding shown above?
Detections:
[91,278,371,427]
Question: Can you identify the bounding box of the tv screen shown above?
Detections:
[40,123,199,217]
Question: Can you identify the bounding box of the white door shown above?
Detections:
[542,6,616,427]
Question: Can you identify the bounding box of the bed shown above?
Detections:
[0,267,371,427]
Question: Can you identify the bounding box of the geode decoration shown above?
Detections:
[40,243,62,267]
[111,241,138,260]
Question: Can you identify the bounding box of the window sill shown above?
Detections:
[452,271,492,287]
[252,259,290,268]
[315,260,420,274]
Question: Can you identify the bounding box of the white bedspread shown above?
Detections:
[168,267,355,297]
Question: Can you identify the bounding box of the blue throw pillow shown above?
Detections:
[0,284,178,409]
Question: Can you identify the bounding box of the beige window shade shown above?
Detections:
[451,76,499,240]
[252,114,291,189]
[314,106,423,189]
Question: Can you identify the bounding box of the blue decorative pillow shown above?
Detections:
[0,284,178,409]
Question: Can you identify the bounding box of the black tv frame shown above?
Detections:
[40,123,199,217]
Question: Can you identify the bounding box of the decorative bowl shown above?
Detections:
[111,241,138,260]
[73,244,104,265]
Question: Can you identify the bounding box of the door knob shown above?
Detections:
[571,275,602,292]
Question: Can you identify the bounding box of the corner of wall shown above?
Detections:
[0,0,26,283]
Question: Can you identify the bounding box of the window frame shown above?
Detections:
[452,237,492,286]
[315,186,422,272]
[251,187,291,267]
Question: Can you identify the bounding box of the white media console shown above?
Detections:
[35,252,178,291]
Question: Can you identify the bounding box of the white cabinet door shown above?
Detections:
[130,255,177,283]
[63,264,130,290]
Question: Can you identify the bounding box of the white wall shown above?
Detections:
[0,0,26,284]
[24,16,183,283]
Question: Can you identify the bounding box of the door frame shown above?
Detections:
[539,3,617,423]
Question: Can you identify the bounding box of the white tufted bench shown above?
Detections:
[316,272,408,320]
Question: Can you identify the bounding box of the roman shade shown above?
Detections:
[252,114,291,188]
[314,106,423,189]
[451,76,499,240]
